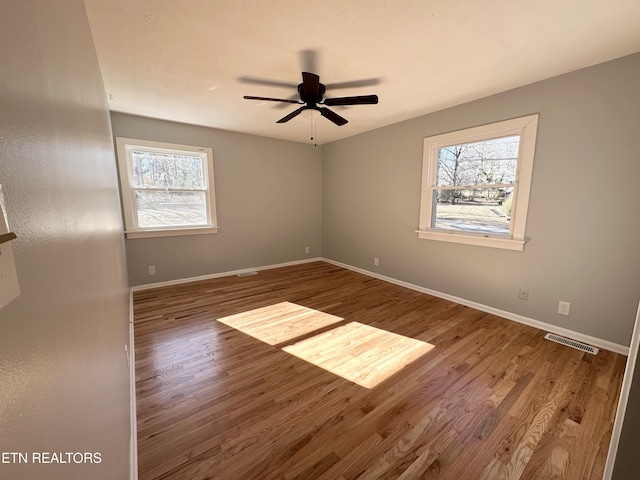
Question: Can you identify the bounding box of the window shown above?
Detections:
[417,114,538,250]
[115,137,218,239]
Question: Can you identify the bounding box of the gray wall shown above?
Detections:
[322,53,640,348]
[0,1,131,479]
[110,113,322,286]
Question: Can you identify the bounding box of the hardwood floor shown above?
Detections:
[133,261,625,480]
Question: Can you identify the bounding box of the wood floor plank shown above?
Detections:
[133,261,625,480]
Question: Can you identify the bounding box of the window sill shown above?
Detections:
[416,229,525,251]
[125,226,220,239]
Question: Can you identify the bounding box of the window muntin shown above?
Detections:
[116,138,218,239]
[418,115,538,250]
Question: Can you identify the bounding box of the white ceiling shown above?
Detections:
[84,0,640,145]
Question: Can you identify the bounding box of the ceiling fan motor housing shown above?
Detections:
[298,82,325,104]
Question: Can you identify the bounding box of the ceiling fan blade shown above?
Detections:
[302,72,321,100]
[274,94,302,109]
[320,107,348,126]
[277,107,306,123]
[244,95,302,104]
[324,95,379,106]
[238,76,298,89]
[324,78,381,90]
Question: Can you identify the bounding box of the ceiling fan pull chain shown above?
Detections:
[310,113,317,147]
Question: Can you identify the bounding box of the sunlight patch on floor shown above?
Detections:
[284,322,434,388]
[216,301,344,345]
[218,302,435,388]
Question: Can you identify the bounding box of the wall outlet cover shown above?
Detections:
[558,301,571,316]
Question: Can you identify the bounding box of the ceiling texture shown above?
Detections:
[84,0,640,145]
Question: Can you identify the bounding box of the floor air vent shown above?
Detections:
[544,333,599,355]
[237,271,258,277]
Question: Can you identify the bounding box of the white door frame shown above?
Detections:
[602,300,640,479]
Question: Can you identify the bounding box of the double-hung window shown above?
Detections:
[417,114,538,250]
[115,137,219,239]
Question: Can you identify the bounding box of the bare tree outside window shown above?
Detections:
[433,135,519,235]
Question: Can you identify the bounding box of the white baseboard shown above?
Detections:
[128,255,628,355]
[130,257,323,292]
[322,258,629,356]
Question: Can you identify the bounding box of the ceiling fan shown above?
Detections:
[243,71,379,126]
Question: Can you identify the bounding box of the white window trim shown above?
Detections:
[417,114,538,251]
[115,137,219,239]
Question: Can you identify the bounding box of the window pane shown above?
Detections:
[432,188,513,235]
[436,135,520,187]
[132,151,204,189]
[135,190,207,228]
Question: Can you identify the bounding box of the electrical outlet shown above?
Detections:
[374,257,379,267]
[148,265,156,275]
[519,288,529,300]
[305,246,310,254]
[558,301,571,316]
